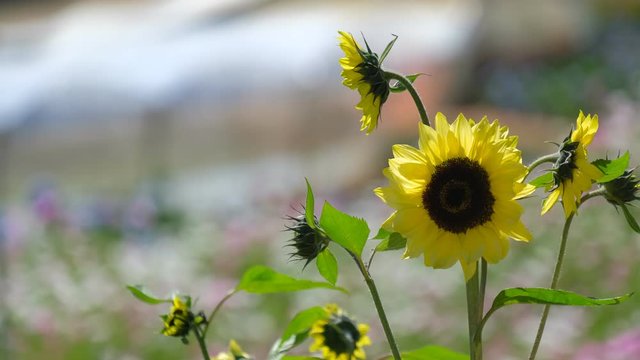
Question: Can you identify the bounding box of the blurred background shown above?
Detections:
[1,0,639,359]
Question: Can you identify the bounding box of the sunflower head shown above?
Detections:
[541,112,603,217]
[375,113,532,280]
[338,31,391,134]
[309,304,371,360]
[161,295,205,341]
[211,340,252,360]
[285,213,330,268]
[604,168,640,205]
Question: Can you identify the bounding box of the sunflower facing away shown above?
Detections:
[309,304,371,360]
[541,111,602,218]
[338,31,390,135]
[375,113,532,280]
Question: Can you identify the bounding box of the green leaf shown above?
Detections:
[281,306,327,341]
[304,178,316,229]
[379,34,398,64]
[269,333,310,360]
[373,227,391,240]
[621,203,640,233]
[389,73,425,93]
[126,285,171,305]
[236,265,346,294]
[529,172,554,188]
[593,152,630,183]
[400,345,469,360]
[316,249,338,285]
[490,288,633,311]
[375,232,407,252]
[319,201,370,257]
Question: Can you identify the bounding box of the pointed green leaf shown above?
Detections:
[316,249,338,285]
[400,345,469,360]
[281,306,327,341]
[305,178,316,229]
[375,232,407,252]
[529,172,554,188]
[593,152,630,183]
[490,288,633,311]
[269,333,310,360]
[373,227,391,240]
[379,34,398,64]
[236,265,346,294]
[126,285,171,305]
[621,203,640,233]
[389,73,425,93]
[319,201,369,257]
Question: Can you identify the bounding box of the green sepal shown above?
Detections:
[304,178,316,229]
[389,73,424,93]
[379,34,398,64]
[126,285,171,305]
[489,287,633,311]
[399,345,469,360]
[620,203,640,233]
[281,306,328,342]
[236,265,347,294]
[316,249,338,285]
[593,151,630,183]
[529,172,554,188]
[319,201,369,257]
[375,232,407,252]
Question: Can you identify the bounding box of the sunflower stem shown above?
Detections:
[465,261,483,360]
[353,254,402,360]
[525,154,558,180]
[529,188,605,359]
[383,71,430,126]
[193,325,211,360]
[202,289,238,338]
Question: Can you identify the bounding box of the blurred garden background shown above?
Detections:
[1,0,639,359]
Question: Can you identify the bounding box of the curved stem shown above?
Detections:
[202,289,238,338]
[529,188,605,359]
[524,154,558,181]
[383,71,430,126]
[193,326,211,360]
[465,261,483,360]
[352,254,401,360]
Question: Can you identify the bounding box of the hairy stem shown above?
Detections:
[193,326,211,360]
[466,261,483,360]
[383,71,430,126]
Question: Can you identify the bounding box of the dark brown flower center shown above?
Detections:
[422,157,495,234]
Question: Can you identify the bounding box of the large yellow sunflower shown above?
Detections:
[541,112,602,218]
[375,113,532,280]
[309,304,371,360]
[338,31,390,135]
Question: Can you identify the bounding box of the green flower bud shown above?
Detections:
[285,213,330,269]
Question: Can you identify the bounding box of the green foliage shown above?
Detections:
[529,172,553,188]
[489,288,633,310]
[620,204,640,233]
[126,285,171,305]
[593,152,630,183]
[390,73,425,93]
[379,34,398,64]
[319,201,370,257]
[236,265,346,294]
[375,231,407,252]
[316,249,338,285]
[400,345,469,360]
[305,178,316,229]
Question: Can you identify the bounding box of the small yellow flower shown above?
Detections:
[309,304,371,360]
[541,112,603,218]
[211,340,252,360]
[338,31,390,135]
[161,295,193,337]
[375,113,532,280]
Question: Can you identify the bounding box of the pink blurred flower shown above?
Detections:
[574,328,640,360]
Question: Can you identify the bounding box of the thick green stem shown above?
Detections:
[202,289,238,338]
[525,154,558,181]
[529,188,605,359]
[383,71,430,126]
[353,255,402,360]
[465,261,483,360]
[193,326,211,360]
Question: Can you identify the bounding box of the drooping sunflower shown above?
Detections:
[338,31,390,135]
[375,113,532,280]
[541,112,602,218]
[309,304,371,360]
